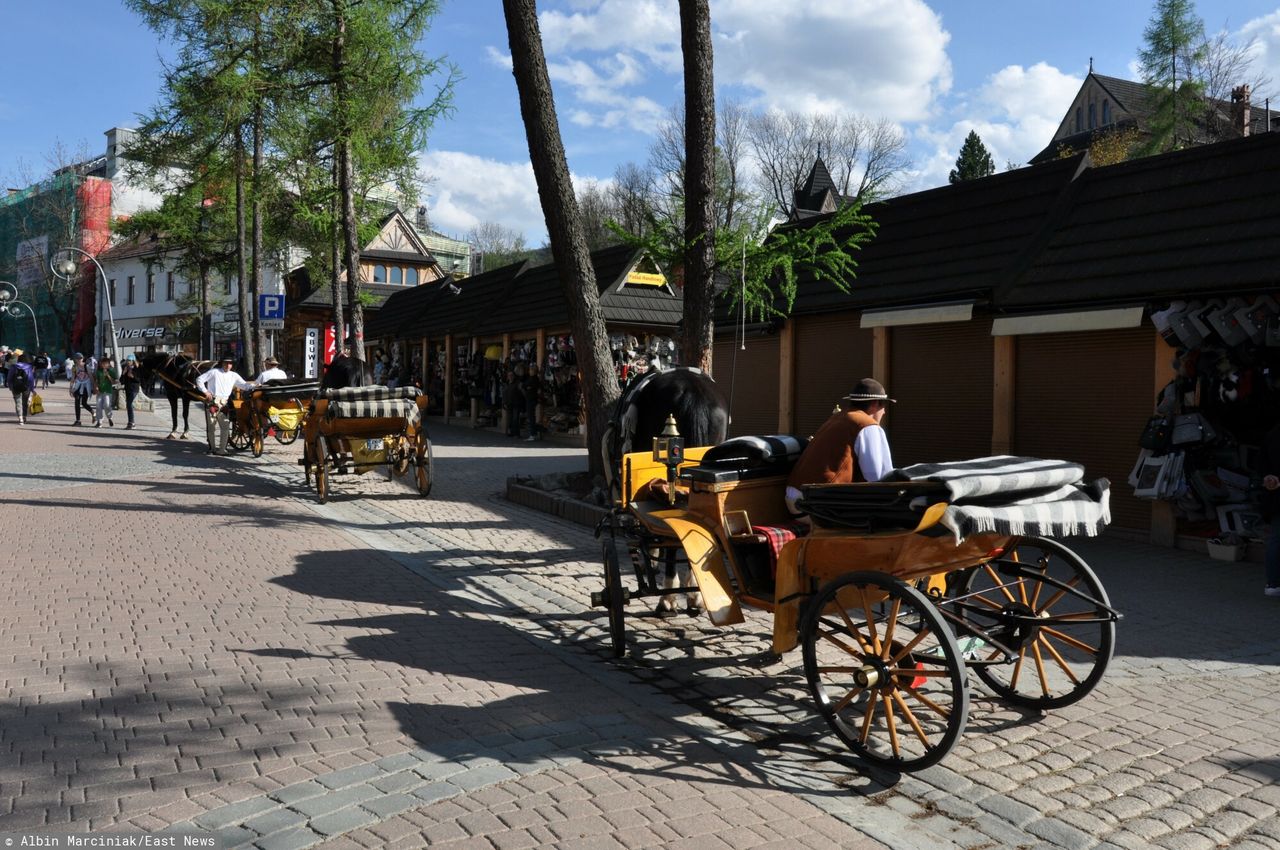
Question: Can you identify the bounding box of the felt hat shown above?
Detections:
[220,356,235,364]
[842,378,895,403]
[264,357,279,366]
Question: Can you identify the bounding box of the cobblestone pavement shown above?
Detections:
[3,391,1280,849]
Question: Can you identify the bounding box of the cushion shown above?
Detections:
[701,435,808,468]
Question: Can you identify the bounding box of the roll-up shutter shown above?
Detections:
[794,313,874,438]
[713,334,780,436]
[888,320,994,467]
[1014,328,1153,531]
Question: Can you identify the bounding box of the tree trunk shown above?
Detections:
[503,0,618,476]
[333,0,365,363]
[251,93,265,375]
[235,129,252,370]
[330,156,344,358]
[679,0,716,372]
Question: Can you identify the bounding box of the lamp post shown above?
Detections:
[0,281,41,349]
[52,246,119,365]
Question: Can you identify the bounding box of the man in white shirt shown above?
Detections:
[254,356,288,384]
[195,357,255,455]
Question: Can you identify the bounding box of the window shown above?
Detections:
[407,267,418,286]
[108,279,116,307]
[1088,103,1096,129]
[166,272,175,301]
[1076,107,1082,132]
[1102,100,1111,125]
[127,276,136,305]
[373,265,387,283]
[390,266,403,285]
[146,273,155,303]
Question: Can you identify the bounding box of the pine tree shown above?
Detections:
[1137,0,1207,154]
[949,131,995,183]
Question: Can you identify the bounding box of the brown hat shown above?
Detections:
[264,357,279,366]
[842,378,895,403]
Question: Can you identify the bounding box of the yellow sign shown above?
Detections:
[625,271,666,287]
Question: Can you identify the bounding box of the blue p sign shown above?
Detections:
[259,294,285,319]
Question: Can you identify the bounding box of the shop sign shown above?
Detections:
[625,270,666,287]
[304,327,320,378]
[114,326,167,340]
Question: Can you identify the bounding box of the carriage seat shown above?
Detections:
[323,385,424,425]
[798,481,953,534]
[687,434,808,485]
[254,381,320,401]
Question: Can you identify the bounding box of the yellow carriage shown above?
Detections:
[300,386,433,504]
[245,381,320,457]
[594,435,1119,771]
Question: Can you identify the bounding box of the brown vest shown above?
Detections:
[787,409,877,487]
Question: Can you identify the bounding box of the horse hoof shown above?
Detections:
[685,605,702,617]
[653,606,678,619]
[165,432,176,439]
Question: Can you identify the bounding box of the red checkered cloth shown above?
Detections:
[752,523,810,577]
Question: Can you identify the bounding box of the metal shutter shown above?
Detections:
[794,313,874,438]
[888,320,994,467]
[713,334,780,436]
[1013,328,1153,531]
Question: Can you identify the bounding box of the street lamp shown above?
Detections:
[51,246,119,365]
[0,281,41,349]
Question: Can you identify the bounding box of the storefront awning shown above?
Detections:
[991,306,1144,336]
[859,301,974,328]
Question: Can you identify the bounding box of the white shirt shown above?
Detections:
[254,367,288,383]
[196,366,254,402]
[853,424,893,483]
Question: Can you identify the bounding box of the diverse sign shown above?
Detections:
[304,327,320,379]
[114,326,167,340]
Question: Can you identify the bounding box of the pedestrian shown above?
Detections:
[8,353,34,425]
[69,356,94,425]
[119,354,142,429]
[33,351,50,388]
[502,369,523,437]
[64,354,75,382]
[253,356,287,384]
[523,367,542,441]
[195,356,254,455]
[92,356,119,428]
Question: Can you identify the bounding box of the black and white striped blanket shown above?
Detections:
[881,455,1111,542]
[324,386,422,427]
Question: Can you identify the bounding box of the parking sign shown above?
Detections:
[259,294,285,320]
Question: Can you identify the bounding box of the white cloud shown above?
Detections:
[418,150,608,246]
[485,45,513,72]
[908,62,1082,191]
[538,1,684,72]
[1239,11,1280,98]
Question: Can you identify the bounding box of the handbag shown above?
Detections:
[29,392,43,415]
[1171,412,1216,446]
[1139,415,1172,452]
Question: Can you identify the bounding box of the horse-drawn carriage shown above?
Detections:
[300,385,433,504]
[595,430,1119,771]
[240,381,321,456]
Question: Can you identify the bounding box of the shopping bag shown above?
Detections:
[28,392,43,415]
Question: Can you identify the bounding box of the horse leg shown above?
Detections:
[181,397,191,436]
[654,548,702,617]
[166,394,179,438]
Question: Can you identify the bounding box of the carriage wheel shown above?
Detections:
[251,423,264,458]
[228,426,251,452]
[600,534,628,658]
[802,571,968,772]
[303,440,313,487]
[314,435,329,504]
[414,432,434,497]
[955,537,1114,710]
[274,426,300,445]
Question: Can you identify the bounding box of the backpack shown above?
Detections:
[9,368,28,393]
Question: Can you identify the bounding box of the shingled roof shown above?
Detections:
[364,276,452,338]
[403,259,529,338]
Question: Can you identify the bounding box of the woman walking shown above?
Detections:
[70,356,94,425]
[119,355,142,429]
[93,356,119,428]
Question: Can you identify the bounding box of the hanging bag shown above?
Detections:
[1170,412,1216,447]
[1139,415,1173,452]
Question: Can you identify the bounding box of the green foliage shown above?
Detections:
[1137,0,1207,154]
[949,130,995,183]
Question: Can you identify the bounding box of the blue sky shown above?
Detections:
[2,1,1279,244]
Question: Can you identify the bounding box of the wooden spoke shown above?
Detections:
[1032,641,1050,697]
[1009,647,1025,691]
[859,588,883,657]
[887,629,931,667]
[1037,634,1082,685]
[1035,575,1081,614]
[903,685,951,720]
[892,690,931,747]
[881,597,902,661]
[858,692,879,745]
[821,624,874,658]
[970,592,1006,612]
[983,563,1017,603]
[835,607,876,655]
[1039,626,1099,655]
[1030,567,1046,609]
[833,685,866,713]
[882,694,901,759]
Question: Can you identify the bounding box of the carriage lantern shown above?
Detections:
[652,414,685,504]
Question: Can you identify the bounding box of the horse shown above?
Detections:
[320,354,371,390]
[603,366,730,615]
[138,352,212,439]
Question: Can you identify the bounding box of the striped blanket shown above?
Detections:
[880,456,1111,542]
[325,386,423,427]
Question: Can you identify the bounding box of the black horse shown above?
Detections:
[138,352,211,438]
[603,366,730,615]
[320,353,371,390]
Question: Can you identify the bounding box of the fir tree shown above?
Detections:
[1137,0,1207,154]
[949,131,995,183]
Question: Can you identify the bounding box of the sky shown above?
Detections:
[2,0,1279,246]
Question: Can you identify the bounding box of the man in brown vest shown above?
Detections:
[785,378,895,517]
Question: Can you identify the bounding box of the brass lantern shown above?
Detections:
[652,414,685,504]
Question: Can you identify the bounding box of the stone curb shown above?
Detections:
[505,480,608,529]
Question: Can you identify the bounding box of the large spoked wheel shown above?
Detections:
[228,425,251,452]
[954,537,1114,710]
[274,424,300,445]
[600,534,628,658]
[414,432,434,497]
[802,571,969,772]
[314,434,329,504]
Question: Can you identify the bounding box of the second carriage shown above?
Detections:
[225,382,321,457]
[300,385,434,503]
